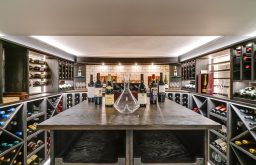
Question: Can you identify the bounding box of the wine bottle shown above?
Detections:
[94,73,103,105]
[249,148,256,154]
[242,140,256,145]
[244,115,256,121]
[103,77,107,88]
[150,74,158,104]
[158,73,165,102]
[164,74,168,89]
[202,74,208,93]
[174,66,178,76]
[0,157,11,163]
[88,75,95,102]
[138,74,147,107]
[105,74,114,107]
[78,67,82,77]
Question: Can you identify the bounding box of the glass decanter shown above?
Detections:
[114,74,140,114]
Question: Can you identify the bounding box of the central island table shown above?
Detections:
[38,99,221,165]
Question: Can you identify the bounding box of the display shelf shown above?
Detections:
[26,144,45,159]
[27,112,45,121]
[230,130,250,142]
[27,130,44,141]
[210,129,227,141]
[230,104,256,132]
[230,142,256,161]
[209,112,227,121]
[0,127,23,141]
[9,145,23,165]
[0,104,23,129]
[0,141,23,157]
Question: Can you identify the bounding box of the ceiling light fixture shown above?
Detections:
[0,32,5,37]
[30,36,81,55]
[174,36,221,56]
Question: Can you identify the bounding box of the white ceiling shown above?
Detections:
[0,0,256,58]
[31,36,220,57]
[0,0,256,36]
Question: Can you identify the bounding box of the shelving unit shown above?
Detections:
[166,92,190,108]
[181,59,196,92]
[0,91,87,165]
[28,51,51,94]
[58,60,74,92]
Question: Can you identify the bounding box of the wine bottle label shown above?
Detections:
[87,87,94,98]
[94,88,102,97]
[138,93,147,104]
[159,85,165,93]
[105,94,114,105]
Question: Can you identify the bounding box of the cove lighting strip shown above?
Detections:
[174,36,221,56]
[31,36,81,55]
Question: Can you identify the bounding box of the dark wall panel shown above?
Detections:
[4,44,28,92]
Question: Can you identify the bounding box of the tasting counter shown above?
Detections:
[38,99,221,165]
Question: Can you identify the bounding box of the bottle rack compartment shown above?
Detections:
[191,95,207,117]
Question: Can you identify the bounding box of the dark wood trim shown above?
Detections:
[76,57,178,64]
[0,41,3,103]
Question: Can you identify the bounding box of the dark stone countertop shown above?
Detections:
[38,99,221,130]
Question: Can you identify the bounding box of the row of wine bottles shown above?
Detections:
[58,60,74,80]
[29,66,48,72]
[210,105,227,117]
[0,107,15,125]
[237,107,256,127]
[27,138,43,152]
[0,149,22,165]
[215,125,227,137]
[234,87,256,100]
[0,141,20,151]
[29,73,50,79]
[211,138,227,154]
[87,73,167,106]
[67,94,73,109]
[211,150,226,165]
[233,43,254,81]
[181,59,196,80]
[27,154,42,165]
[27,119,39,136]
[29,58,46,65]
[235,140,256,154]
[27,105,40,117]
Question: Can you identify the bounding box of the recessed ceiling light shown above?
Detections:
[30,36,81,55]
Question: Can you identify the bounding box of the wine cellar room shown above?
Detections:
[1,1,256,165]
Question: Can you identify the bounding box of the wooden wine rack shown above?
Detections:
[0,92,87,165]
[167,91,256,165]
